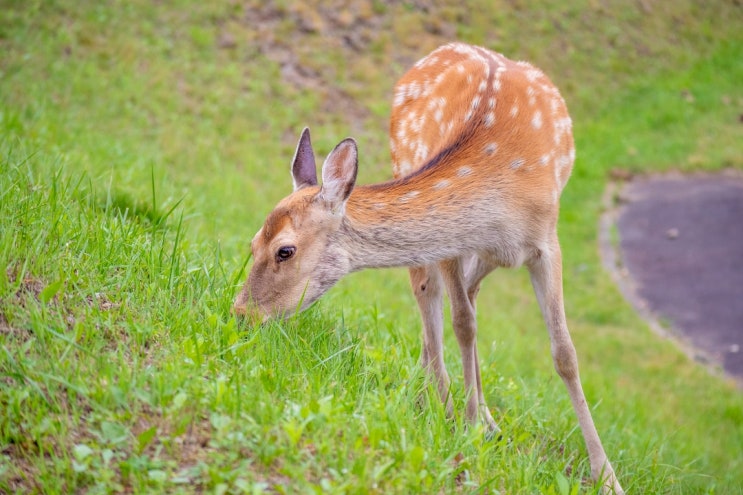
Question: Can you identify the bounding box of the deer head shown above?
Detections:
[233,128,358,322]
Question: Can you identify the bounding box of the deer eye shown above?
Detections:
[275,246,296,263]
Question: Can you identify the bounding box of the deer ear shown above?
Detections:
[320,138,358,213]
[291,127,318,191]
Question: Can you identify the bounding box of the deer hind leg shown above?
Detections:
[462,254,500,432]
[527,236,623,495]
[409,265,452,414]
[439,257,498,432]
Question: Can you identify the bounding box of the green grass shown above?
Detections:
[2,0,743,493]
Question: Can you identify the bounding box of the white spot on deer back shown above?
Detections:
[393,87,406,107]
[510,158,525,169]
[411,115,425,133]
[444,120,454,136]
[550,97,561,115]
[451,43,469,55]
[553,116,573,144]
[421,79,433,97]
[397,135,410,155]
[553,164,561,186]
[395,82,425,107]
[410,82,422,99]
[526,68,543,82]
[532,110,543,129]
[433,179,451,190]
[556,154,571,169]
[438,122,447,136]
[414,142,429,163]
[484,142,498,155]
[457,166,473,177]
[399,190,420,202]
[426,96,447,125]
[472,95,481,109]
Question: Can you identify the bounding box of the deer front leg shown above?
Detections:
[528,238,623,495]
[409,265,452,415]
[439,258,498,432]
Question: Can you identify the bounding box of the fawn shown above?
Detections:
[234,42,623,494]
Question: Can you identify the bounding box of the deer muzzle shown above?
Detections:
[232,285,266,326]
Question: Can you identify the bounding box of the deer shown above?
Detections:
[233,42,623,494]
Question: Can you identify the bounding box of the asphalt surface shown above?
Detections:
[611,173,743,383]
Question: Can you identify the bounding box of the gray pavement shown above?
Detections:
[605,172,743,383]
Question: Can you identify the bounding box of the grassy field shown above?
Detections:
[2,0,742,493]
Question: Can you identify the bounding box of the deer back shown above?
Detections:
[389,43,574,213]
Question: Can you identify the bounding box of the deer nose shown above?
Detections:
[233,286,249,314]
[232,288,266,325]
[232,300,266,326]
[231,300,248,316]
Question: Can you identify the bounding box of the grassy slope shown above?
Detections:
[1,0,742,493]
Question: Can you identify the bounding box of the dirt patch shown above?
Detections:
[6,267,46,304]
[601,171,743,385]
[239,2,382,126]
[227,0,458,133]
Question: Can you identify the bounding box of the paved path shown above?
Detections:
[602,172,743,383]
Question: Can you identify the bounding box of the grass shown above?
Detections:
[1,0,743,493]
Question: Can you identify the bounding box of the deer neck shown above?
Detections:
[337,172,486,271]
